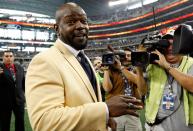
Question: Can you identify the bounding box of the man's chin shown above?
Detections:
[166,54,175,59]
[68,37,87,50]
[166,55,179,63]
[73,43,87,50]
[74,36,87,43]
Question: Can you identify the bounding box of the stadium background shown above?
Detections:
[0,0,192,130]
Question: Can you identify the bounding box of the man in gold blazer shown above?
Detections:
[25,2,142,131]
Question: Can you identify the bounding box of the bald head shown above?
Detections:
[54,2,89,50]
[55,2,86,24]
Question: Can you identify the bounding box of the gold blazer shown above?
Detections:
[25,40,107,131]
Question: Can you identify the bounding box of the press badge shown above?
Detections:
[162,93,176,111]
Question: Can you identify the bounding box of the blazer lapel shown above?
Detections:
[15,64,20,82]
[85,55,102,102]
[54,40,97,102]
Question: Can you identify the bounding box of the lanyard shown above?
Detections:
[167,74,174,94]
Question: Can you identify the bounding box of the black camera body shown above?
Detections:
[131,51,159,66]
[145,39,170,54]
[131,37,170,66]
[173,23,193,54]
[102,51,126,66]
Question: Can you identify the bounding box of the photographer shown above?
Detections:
[93,57,106,101]
[102,49,146,131]
[144,33,193,131]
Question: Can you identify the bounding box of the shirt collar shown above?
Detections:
[58,38,84,57]
[5,64,14,69]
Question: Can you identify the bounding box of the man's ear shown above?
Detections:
[54,24,60,37]
[54,24,58,32]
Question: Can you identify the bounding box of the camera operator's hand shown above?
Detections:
[113,57,122,70]
[102,66,109,71]
[106,95,143,117]
[153,50,170,69]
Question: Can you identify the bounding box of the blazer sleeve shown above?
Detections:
[18,64,26,92]
[25,53,107,131]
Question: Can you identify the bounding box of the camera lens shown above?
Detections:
[106,57,113,63]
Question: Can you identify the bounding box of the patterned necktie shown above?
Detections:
[78,51,97,95]
[9,67,16,81]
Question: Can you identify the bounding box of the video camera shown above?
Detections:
[102,21,193,67]
[173,21,193,55]
[131,35,170,66]
[102,50,126,66]
[102,45,127,66]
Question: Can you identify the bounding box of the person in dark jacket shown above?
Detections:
[0,50,25,131]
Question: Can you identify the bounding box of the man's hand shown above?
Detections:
[106,95,143,117]
[152,50,170,69]
[102,66,109,71]
[0,67,3,74]
[108,117,117,131]
[113,57,122,70]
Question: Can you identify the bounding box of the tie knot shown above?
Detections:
[78,51,84,57]
[78,51,86,61]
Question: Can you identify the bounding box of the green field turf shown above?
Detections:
[10,109,146,131]
[10,109,32,131]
